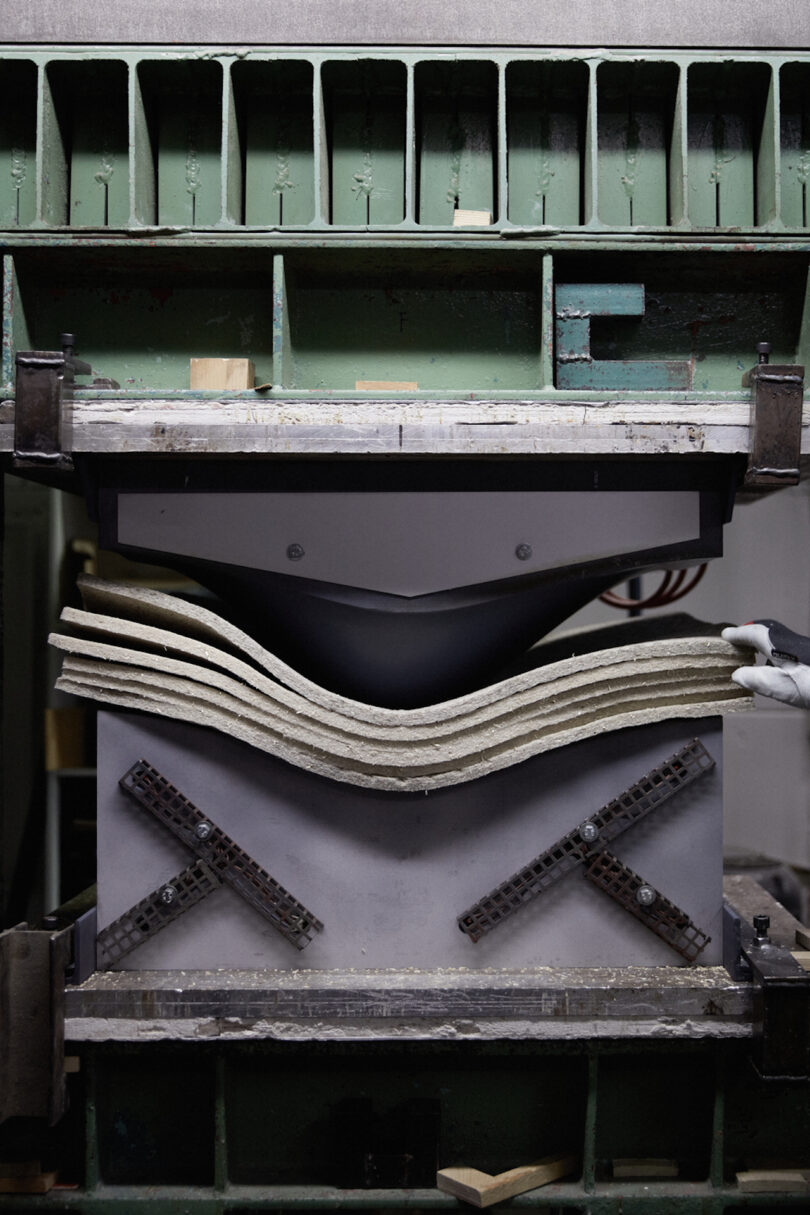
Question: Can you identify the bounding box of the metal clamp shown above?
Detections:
[13,333,92,470]
[742,344,805,490]
[0,921,71,1124]
[738,913,810,1079]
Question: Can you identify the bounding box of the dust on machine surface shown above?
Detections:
[1,1,810,1209]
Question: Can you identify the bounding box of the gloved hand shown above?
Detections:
[721,619,810,708]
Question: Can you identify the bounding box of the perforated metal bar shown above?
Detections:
[458,738,714,942]
[96,858,221,969]
[119,758,324,949]
[583,848,711,964]
[591,737,715,843]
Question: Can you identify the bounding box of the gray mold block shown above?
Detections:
[97,711,724,970]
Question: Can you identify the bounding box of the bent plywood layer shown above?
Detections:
[50,575,753,791]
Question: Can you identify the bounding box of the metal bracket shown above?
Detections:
[555,284,692,391]
[458,738,714,963]
[0,922,71,1124]
[738,914,810,1080]
[13,333,92,470]
[743,355,805,490]
[96,759,325,967]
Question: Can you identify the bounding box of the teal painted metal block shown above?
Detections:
[557,283,645,317]
[556,282,691,390]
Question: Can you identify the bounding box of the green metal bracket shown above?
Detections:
[555,283,692,390]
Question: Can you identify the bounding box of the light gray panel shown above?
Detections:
[4,0,807,48]
[117,490,701,596]
[97,711,723,970]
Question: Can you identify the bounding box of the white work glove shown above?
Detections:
[721,620,810,708]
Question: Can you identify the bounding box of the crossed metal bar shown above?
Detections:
[458,739,715,964]
[96,759,324,968]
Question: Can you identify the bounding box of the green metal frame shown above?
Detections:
[0,47,808,234]
[3,1040,810,1212]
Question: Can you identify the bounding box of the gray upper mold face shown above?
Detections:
[3,0,807,48]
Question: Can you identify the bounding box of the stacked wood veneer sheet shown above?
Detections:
[50,575,754,792]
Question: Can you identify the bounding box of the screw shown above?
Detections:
[636,885,657,907]
[515,543,533,561]
[757,341,771,365]
[195,821,212,841]
[580,822,600,843]
[753,913,770,941]
[160,886,177,905]
[286,543,305,561]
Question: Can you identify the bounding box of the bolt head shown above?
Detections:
[636,885,657,907]
[753,913,770,939]
[515,543,533,561]
[160,886,177,905]
[194,821,212,841]
[286,543,305,561]
[580,822,599,843]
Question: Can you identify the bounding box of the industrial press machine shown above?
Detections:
[1,3,810,1210]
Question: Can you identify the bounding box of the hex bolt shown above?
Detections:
[286,543,305,561]
[580,822,600,844]
[753,913,770,940]
[160,886,177,905]
[757,341,771,365]
[195,821,213,841]
[515,543,533,561]
[636,885,657,908]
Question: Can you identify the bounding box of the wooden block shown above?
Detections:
[437,1154,577,1207]
[453,208,492,226]
[612,1158,679,1179]
[791,950,810,971]
[189,358,255,390]
[736,1169,810,1193]
[0,1162,41,1178]
[44,706,86,772]
[0,1172,57,1194]
[796,924,810,950]
[355,380,418,391]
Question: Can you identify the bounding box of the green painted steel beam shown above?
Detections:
[0,48,807,235]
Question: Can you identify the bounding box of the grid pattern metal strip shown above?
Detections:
[457,738,715,942]
[583,848,711,963]
[119,758,324,949]
[96,858,221,968]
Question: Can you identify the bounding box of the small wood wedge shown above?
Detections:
[437,1154,577,1207]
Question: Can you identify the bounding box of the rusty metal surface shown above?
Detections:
[119,759,325,950]
[458,739,714,947]
[744,364,805,490]
[0,923,70,1123]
